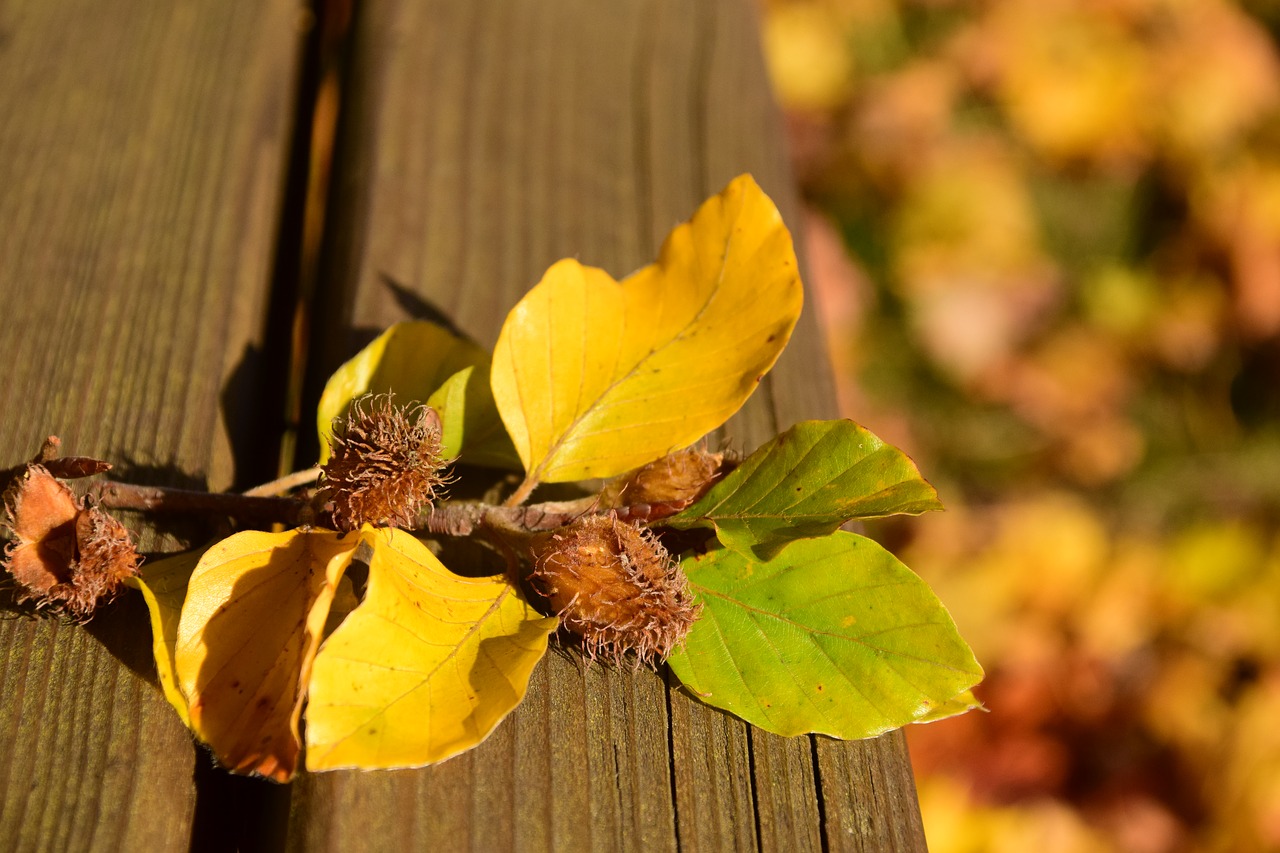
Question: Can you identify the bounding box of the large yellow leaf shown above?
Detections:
[175,529,358,781]
[491,174,803,484]
[304,528,557,771]
[125,548,208,727]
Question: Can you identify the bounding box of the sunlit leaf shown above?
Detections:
[427,367,471,461]
[175,529,359,781]
[912,689,984,724]
[126,548,209,726]
[305,528,557,771]
[491,174,803,484]
[668,533,983,738]
[426,365,521,468]
[316,320,513,466]
[668,420,942,559]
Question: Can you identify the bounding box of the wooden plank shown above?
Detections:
[0,0,302,849]
[288,0,926,849]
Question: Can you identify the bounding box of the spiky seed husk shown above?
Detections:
[600,447,726,512]
[320,393,446,532]
[1,465,139,619]
[530,515,699,666]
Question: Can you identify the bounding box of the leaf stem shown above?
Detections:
[242,466,322,497]
[503,475,539,507]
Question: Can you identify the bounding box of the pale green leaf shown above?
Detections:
[668,533,983,738]
[668,420,942,559]
[912,689,984,724]
[426,365,520,468]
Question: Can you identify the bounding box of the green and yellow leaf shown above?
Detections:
[317,320,516,468]
[912,689,984,724]
[491,174,803,484]
[304,528,557,771]
[175,529,359,781]
[425,365,519,467]
[668,419,943,559]
[667,533,983,739]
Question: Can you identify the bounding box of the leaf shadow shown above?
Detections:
[379,272,472,340]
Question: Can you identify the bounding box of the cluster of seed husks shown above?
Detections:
[319,394,446,532]
[530,514,699,666]
[2,465,138,619]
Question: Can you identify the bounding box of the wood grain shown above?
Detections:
[0,0,301,849]
[290,0,926,849]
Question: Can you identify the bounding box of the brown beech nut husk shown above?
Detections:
[530,515,699,666]
[320,393,447,532]
[1,465,139,619]
[599,447,726,514]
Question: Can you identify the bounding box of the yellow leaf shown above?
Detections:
[491,174,803,484]
[126,548,208,726]
[304,528,557,771]
[175,529,358,781]
[314,318,514,466]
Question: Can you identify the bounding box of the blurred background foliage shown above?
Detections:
[760,0,1280,849]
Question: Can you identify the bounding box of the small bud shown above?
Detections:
[530,515,699,666]
[2,465,140,619]
[320,393,446,532]
[600,447,725,515]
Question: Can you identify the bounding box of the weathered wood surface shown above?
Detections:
[0,0,927,850]
[289,1,926,851]
[0,0,301,849]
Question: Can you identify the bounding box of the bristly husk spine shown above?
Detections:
[319,393,448,532]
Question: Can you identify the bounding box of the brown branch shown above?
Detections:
[81,478,686,538]
[422,496,690,537]
[90,481,312,526]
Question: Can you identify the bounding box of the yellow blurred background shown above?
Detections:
[760,0,1280,849]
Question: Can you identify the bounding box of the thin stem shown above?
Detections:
[242,466,322,497]
[503,475,539,507]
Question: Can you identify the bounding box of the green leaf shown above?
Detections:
[667,532,983,739]
[668,419,942,559]
[126,548,209,726]
[426,365,521,468]
[304,528,558,771]
[427,367,471,460]
[912,689,984,724]
[316,320,516,468]
[490,174,803,483]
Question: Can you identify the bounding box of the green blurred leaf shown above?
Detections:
[668,420,942,559]
[668,532,982,738]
